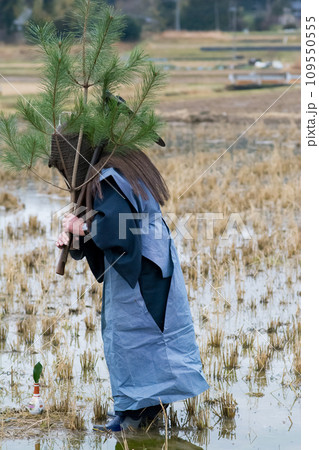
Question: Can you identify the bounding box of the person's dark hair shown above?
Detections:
[88,149,170,206]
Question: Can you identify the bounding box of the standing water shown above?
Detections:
[0,137,300,449]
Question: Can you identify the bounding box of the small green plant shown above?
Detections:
[33,362,43,383]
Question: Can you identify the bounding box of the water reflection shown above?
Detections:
[115,432,204,450]
[218,418,237,440]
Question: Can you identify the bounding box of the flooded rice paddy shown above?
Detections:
[0,118,300,449]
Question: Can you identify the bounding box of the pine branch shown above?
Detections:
[62,95,86,133]
[117,111,162,150]
[85,8,124,82]
[0,114,28,170]
[133,64,167,111]
[82,0,91,82]
[0,115,66,191]
[25,22,57,56]
[111,65,166,148]
[16,98,50,135]
[86,12,114,83]
[0,114,49,171]
[95,47,148,98]
[29,32,74,131]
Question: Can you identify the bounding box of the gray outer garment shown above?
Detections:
[92,168,209,411]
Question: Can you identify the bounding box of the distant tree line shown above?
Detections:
[0,0,301,42]
[0,0,139,40]
[152,0,299,32]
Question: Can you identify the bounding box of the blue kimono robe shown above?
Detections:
[72,168,209,411]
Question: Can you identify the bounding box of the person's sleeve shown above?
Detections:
[70,236,105,283]
[91,177,142,288]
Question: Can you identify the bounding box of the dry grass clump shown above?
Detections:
[0,323,9,342]
[292,347,301,379]
[70,322,80,340]
[0,166,21,181]
[1,299,10,315]
[24,302,36,315]
[184,395,210,430]
[0,191,22,210]
[223,343,239,370]
[90,283,103,298]
[208,327,224,348]
[249,300,257,310]
[284,318,301,350]
[6,219,46,240]
[236,285,245,303]
[42,316,56,336]
[9,338,21,353]
[218,392,238,419]
[254,345,272,372]
[66,407,86,431]
[50,398,71,413]
[291,316,301,382]
[50,331,62,349]
[0,409,73,440]
[5,223,16,240]
[96,298,103,315]
[19,278,28,293]
[240,332,255,349]
[84,311,96,332]
[16,317,36,345]
[49,380,73,413]
[4,260,17,297]
[269,333,285,351]
[23,247,48,271]
[27,215,46,235]
[212,360,224,381]
[77,284,87,299]
[55,353,74,380]
[266,318,281,334]
[293,317,301,339]
[93,397,108,421]
[168,404,180,428]
[80,349,98,372]
[7,216,46,240]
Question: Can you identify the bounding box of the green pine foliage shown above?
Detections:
[0,0,166,190]
[0,113,48,171]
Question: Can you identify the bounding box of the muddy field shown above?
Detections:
[0,30,300,449]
